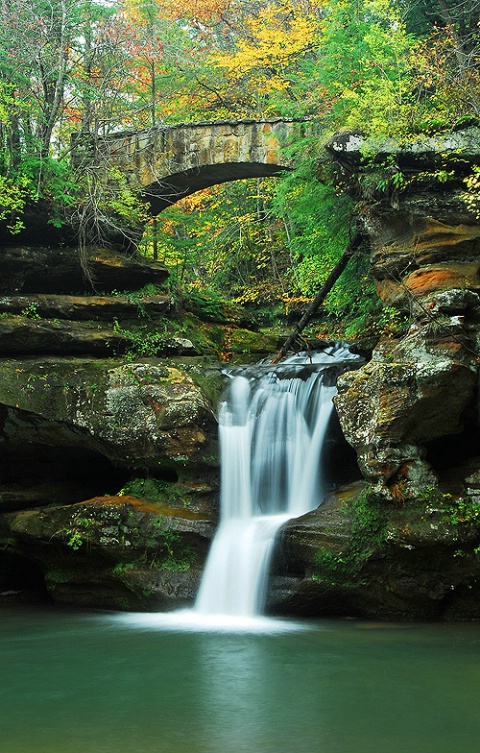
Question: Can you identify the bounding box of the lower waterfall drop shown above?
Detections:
[195,344,359,618]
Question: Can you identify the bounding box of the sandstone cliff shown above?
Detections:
[3,128,480,620]
[270,127,480,620]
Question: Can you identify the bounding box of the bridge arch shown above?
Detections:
[144,161,288,214]
[102,118,313,214]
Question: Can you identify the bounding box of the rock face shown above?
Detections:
[0,244,223,609]
[0,246,169,293]
[4,128,480,621]
[2,495,215,611]
[0,359,218,474]
[265,127,480,620]
[0,240,289,612]
[326,128,480,500]
[269,482,480,620]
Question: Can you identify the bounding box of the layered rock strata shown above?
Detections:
[0,245,222,609]
[4,128,480,620]
[327,127,480,496]
[268,128,480,621]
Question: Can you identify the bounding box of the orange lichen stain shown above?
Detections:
[150,400,162,415]
[81,495,210,520]
[389,484,406,502]
[406,263,480,296]
[396,463,410,478]
[86,494,160,513]
[437,340,462,353]
[407,269,457,295]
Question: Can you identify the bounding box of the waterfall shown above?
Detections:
[195,344,359,618]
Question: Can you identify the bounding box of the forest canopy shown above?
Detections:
[1,0,480,334]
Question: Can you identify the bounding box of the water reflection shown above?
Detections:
[1,607,480,753]
[196,633,328,753]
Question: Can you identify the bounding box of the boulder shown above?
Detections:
[269,483,480,620]
[335,348,477,485]
[0,359,219,476]
[0,495,216,610]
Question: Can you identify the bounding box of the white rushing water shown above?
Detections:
[195,344,359,618]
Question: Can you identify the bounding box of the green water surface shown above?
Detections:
[1,606,479,753]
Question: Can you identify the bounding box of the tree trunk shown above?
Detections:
[271,230,364,364]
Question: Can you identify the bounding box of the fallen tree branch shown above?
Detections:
[271,230,365,364]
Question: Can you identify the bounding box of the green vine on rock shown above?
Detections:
[149,518,195,571]
[113,319,176,360]
[419,485,480,527]
[63,514,97,551]
[312,489,387,585]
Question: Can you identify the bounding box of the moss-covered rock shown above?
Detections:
[329,126,480,508]
[0,358,219,474]
[269,482,480,620]
[222,327,279,356]
[335,348,477,486]
[0,246,168,294]
[1,495,216,610]
[0,292,174,320]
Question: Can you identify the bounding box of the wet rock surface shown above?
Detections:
[0,244,222,609]
[330,127,480,502]
[1,495,216,610]
[269,482,480,620]
[259,126,480,620]
[0,358,219,473]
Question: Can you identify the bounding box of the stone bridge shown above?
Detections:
[98,118,313,213]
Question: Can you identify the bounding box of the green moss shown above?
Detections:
[147,518,196,571]
[182,289,233,323]
[118,477,195,508]
[418,486,480,527]
[224,327,278,355]
[45,569,71,584]
[113,562,135,574]
[173,313,225,355]
[312,488,387,583]
[112,319,177,359]
[177,363,224,409]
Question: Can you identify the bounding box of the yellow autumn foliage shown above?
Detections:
[207,0,322,114]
